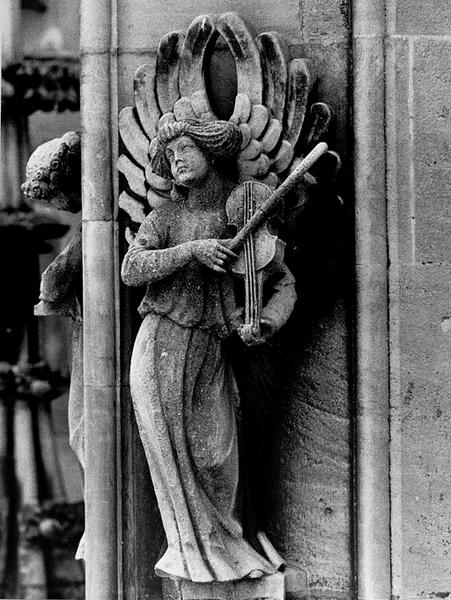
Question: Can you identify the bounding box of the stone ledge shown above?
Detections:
[162,566,308,600]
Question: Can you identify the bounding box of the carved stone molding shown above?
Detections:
[2,58,79,115]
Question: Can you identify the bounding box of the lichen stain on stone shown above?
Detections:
[338,0,351,31]
[403,380,415,406]
[439,105,450,120]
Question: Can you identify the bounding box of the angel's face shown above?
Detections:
[164,135,210,188]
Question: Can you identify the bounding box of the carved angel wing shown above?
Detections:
[118,12,340,237]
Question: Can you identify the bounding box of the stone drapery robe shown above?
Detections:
[121,193,296,582]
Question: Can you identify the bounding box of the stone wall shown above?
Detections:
[386,1,451,597]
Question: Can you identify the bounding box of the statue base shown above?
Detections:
[162,566,308,600]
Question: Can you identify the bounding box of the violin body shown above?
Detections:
[226,180,285,345]
[225,144,329,344]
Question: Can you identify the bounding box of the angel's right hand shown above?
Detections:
[190,239,238,273]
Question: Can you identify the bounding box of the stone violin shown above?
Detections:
[226,142,328,344]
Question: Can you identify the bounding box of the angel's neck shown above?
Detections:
[186,169,227,210]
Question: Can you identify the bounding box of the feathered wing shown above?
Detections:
[117,11,341,235]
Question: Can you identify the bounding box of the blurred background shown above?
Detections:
[1,1,84,597]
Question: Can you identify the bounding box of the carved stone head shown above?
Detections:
[151,118,242,187]
[21,131,81,213]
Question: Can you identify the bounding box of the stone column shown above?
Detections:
[352,1,391,598]
[80,0,119,598]
[385,0,451,596]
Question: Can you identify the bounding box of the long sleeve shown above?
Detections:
[121,210,193,287]
[261,261,297,331]
[36,224,83,319]
[40,224,82,302]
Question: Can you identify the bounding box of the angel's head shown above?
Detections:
[21,131,81,212]
[151,119,242,188]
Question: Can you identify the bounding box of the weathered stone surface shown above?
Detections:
[386,37,413,266]
[80,52,114,222]
[83,385,117,598]
[82,221,116,389]
[118,51,156,110]
[353,5,391,597]
[238,153,270,178]
[174,96,197,121]
[215,12,263,106]
[117,154,147,198]
[395,0,451,35]
[230,94,252,125]
[289,42,351,165]
[283,59,315,149]
[162,572,284,600]
[352,36,387,267]
[190,90,215,121]
[248,104,270,140]
[238,139,261,160]
[351,1,384,36]
[81,32,119,587]
[265,303,352,594]
[302,0,351,40]
[355,265,390,407]
[261,119,283,154]
[256,32,288,122]
[117,0,302,50]
[412,40,451,264]
[22,131,81,211]
[397,264,451,596]
[178,15,216,112]
[271,141,294,174]
[119,191,147,223]
[118,107,150,166]
[385,8,451,598]
[156,31,184,114]
[120,382,163,600]
[80,0,111,52]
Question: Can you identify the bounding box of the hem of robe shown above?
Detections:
[131,314,285,584]
[155,557,284,583]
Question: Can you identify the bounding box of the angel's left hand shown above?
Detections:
[230,306,244,330]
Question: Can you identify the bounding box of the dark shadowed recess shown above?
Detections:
[229,177,349,537]
[204,36,238,121]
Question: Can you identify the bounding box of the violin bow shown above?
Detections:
[229,142,329,253]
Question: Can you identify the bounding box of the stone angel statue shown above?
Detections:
[118,12,339,586]
[121,117,296,582]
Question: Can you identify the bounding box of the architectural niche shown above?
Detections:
[117,12,341,600]
[25,10,345,600]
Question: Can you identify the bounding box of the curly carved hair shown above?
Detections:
[21,131,81,212]
[151,119,242,180]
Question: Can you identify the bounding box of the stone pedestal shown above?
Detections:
[162,566,308,600]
